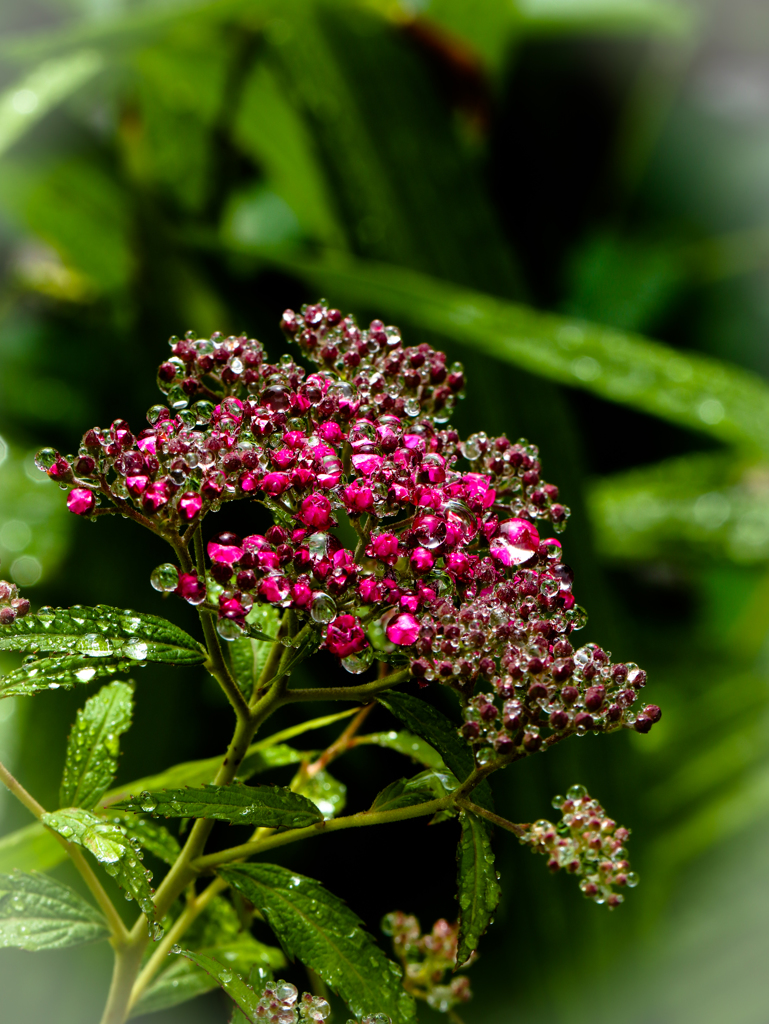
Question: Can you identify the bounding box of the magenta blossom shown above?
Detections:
[326,615,368,658]
[386,613,420,646]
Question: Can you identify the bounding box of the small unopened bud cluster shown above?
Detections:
[520,785,639,907]
[252,979,330,1022]
[460,639,661,763]
[249,978,390,1024]
[0,579,30,624]
[382,912,472,1013]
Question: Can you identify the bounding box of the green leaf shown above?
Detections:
[176,950,263,1020]
[115,816,181,866]
[0,822,65,874]
[0,653,134,698]
[0,604,204,663]
[96,710,355,810]
[360,730,447,770]
[259,248,769,456]
[231,61,342,246]
[229,605,281,700]
[112,784,323,829]
[59,680,134,809]
[0,51,104,157]
[41,808,154,918]
[370,769,455,813]
[102,741,314,806]
[16,156,134,293]
[236,744,308,781]
[293,768,347,820]
[455,811,501,967]
[0,870,108,950]
[219,864,417,1024]
[131,938,285,1018]
[587,451,769,565]
[251,708,358,748]
[379,691,493,810]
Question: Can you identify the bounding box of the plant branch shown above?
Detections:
[191,794,451,872]
[127,877,226,1011]
[305,702,375,776]
[0,755,129,942]
[99,942,146,1024]
[191,528,250,720]
[283,667,409,704]
[457,798,528,838]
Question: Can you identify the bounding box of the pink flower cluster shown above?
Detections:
[520,785,639,907]
[459,631,661,757]
[0,579,30,625]
[382,912,472,1012]
[35,301,657,750]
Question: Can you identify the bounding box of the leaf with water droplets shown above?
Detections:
[264,249,769,456]
[113,783,323,829]
[229,605,281,700]
[360,730,447,770]
[370,770,455,813]
[379,691,493,810]
[59,680,134,809]
[293,768,346,820]
[0,604,204,664]
[219,863,417,1024]
[130,937,286,1018]
[0,870,109,950]
[174,950,261,1020]
[0,653,131,697]
[42,808,155,920]
[455,811,501,968]
[115,815,181,866]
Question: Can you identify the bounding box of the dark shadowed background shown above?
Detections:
[2,0,769,1022]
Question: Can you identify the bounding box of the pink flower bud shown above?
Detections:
[261,472,290,495]
[410,547,434,572]
[369,533,399,562]
[299,494,333,529]
[386,612,420,646]
[177,573,206,605]
[325,614,367,658]
[489,518,540,567]
[343,482,374,513]
[67,488,96,515]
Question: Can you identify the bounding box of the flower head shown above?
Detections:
[35,301,655,751]
[520,785,639,907]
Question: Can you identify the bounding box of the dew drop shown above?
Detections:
[150,564,179,593]
[310,594,336,624]
[75,633,113,657]
[216,618,243,642]
[140,791,157,813]
[123,640,149,661]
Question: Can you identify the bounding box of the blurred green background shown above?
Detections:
[2,0,769,1021]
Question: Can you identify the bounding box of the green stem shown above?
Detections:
[283,667,409,703]
[0,755,129,942]
[99,942,146,1024]
[0,756,45,819]
[191,795,451,872]
[127,878,226,1012]
[192,529,250,719]
[457,798,527,838]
